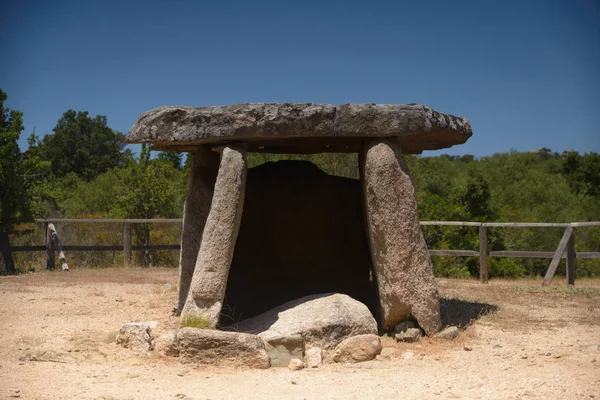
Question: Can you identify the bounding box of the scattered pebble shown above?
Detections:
[493,345,503,349]
[291,380,297,385]
[463,347,472,351]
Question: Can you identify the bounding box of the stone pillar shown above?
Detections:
[362,139,442,335]
[176,146,220,313]
[181,145,248,327]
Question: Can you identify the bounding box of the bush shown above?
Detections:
[490,258,526,279]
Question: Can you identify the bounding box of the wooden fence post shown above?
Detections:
[123,222,132,267]
[566,228,576,285]
[46,223,55,270]
[479,225,489,283]
[542,226,573,286]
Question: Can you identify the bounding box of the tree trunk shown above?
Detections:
[0,232,16,274]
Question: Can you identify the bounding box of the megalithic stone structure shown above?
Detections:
[176,146,220,313]
[181,145,247,327]
[127,103,472,334]
[362,139,442,335]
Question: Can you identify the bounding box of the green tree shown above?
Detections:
[157,151,183,170]
[115,144,184,265]
[0,90,49,273]
[37,110,131,181]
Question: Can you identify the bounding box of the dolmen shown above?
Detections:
[126,103,472,366]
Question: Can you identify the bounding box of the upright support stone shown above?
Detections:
[176,147,220,313]
[181,145,247,327]
[362,139,442,335]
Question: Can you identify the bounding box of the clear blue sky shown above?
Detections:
[2,0,599,157]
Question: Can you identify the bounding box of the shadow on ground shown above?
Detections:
[440,297,499,328]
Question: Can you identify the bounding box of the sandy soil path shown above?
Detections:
[0,269,598,400]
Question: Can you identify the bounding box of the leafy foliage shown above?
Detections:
[36,110,131,181]
[0,90,50,273]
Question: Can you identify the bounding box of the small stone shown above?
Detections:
[436,326,459,340]
[331,334,382,363]
[463,346,472,351]
[288,358,305,371]
[291,380,297,385]
[116,321,157,352]
[155,331,179,357]
[521,355,528,359]
[395,328,424,343]
[177,370,189,377]
[394,321,417,334]
[545,352,551,356]
[493,345,503,349]
[260,332,304,368]
[305,347,322,368]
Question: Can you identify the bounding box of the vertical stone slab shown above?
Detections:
[181,145,247,327]
[176,146,220,313]
[362,139,442,335]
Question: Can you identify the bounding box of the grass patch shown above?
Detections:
[512,286,600,295]
[180,315,214,329]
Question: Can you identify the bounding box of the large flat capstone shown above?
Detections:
[126,103,471,154]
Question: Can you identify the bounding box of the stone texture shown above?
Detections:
[437,326,460,340]
[177,146,220,313]
[181,145,247,327]
[220,160,375,324]
[288,358,305,370]
[394,320,418,334]
[331,334,382,363]
[155,331,179,356]
[395,328,424,343]
[260,331,304,368]
[363,139,442,335]
[305,347,323,368]
[177,327,270,369]
[116,321,157,352]
[126,103,472,154]
[228,293,377,350]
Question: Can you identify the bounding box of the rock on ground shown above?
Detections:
[116,321,157,352]
[305,347,323,368]
[363,139,442,335]
[288,358,305,371]
[221,160,376,324]
[331,334,382,363]
[154,331,179,357]
[260,331,304,368]
[395,328,424,343]
[228,293,377,350]
[437,326,460,340]
[177,327,269,369]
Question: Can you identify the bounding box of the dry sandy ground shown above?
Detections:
[0,268,598,400]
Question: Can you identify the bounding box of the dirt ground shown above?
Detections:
[0,268,598,400]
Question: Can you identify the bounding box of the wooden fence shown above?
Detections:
[3,219,600,286]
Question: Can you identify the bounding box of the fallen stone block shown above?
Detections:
[177,327,269,369]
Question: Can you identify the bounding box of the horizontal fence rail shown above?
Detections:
[2,219,599,286]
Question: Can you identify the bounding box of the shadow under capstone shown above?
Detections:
[439,298,499,329]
